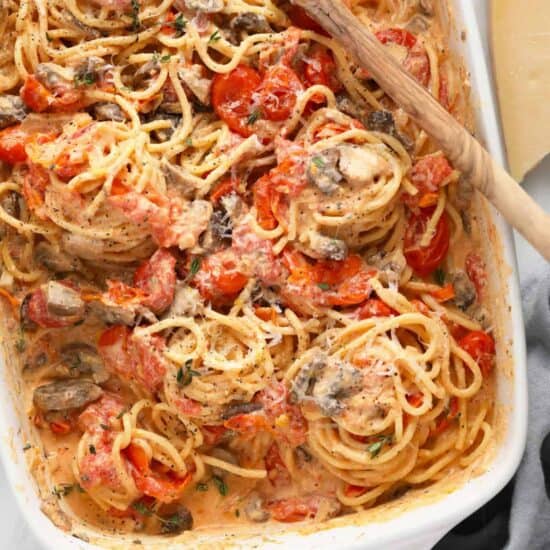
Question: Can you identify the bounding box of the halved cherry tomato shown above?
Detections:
[355,298,396,319]
[286,5,328,36]
[265,443,291,487]
[210,178,239,204]
[375,28,430,86]
[301,45,342,107]
[254,306,278,323]
[224,412,269,434]
[54,150,87,181]
[133,248,176,314]
[20,75,54,113]
[0,125,31,164]
[406,393,424,408]
[211,65,262,137]
[26,287,79,328]
[458,330,495,377]
[252,174,280,230]
[50,420,73,435]
[432,397,459,436]
[201,425,227,446]
[403,155,454,208]
[193,249,248,304]
[404,209,450,277]
[410,298,431,315]
[124,443,191,503]
[22,163,50,215]
[465,252,487,300]
[344,484,367,498]
[267,496,321,522]
[257,65,304,122]
[430,283,455,303]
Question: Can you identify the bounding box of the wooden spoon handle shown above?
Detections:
[293,0,550,261]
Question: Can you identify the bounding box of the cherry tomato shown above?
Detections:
[286,5,328,35]
[193,249,248,304]
[78,394,126,432]
[302,45,342,97]
[265,443,291,487]
[22,163,50,215]
[210,177,239,204]
[267,496,321,522]
[50,420,73,435]
[26,287,79,328]
[20,75,54,113]
[211,65,262,137]
[458,330,496,377]
[465,252,487,300]
[375,28,430,86]
[403,155,453,208]
[0,125,32,164]
[344,484,367,498]
[258,65,304,122]
[355,298,396,319]
[133,248,176,314]
[54,149,87,181]
[404,209,450,277]
[252,173,280,230]
[432,397,459,436]
[201,425,227,446]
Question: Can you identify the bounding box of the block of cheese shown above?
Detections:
[491,0,550,182]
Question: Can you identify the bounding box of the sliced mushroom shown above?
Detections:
[159,506,193,534]
[35,63,70,90]
[368,248,407,287]
[221,401,263,420]
[35,241,82,273]
[307,149,344,195]
[133,59,161,89]
[20,294,38,332]
[209,447,238,477]
[244,493,270,523]
[63,12,101,39]
[145,112,182,142]
[74,56,112,86]
[62,233,105,261]
[0,95,28,130]
[419,0,434,16]
[469,304,491,330]
[336,93,368,124]
[161,159,199,198]
[164,284,204,318]
[366,110,396,135]
[230,13,272,34]
[92,102,126,122]
[33,379,103,412]
[338,144,389,185]
[43,281,85,318]
[406,14,431,33]
[451,271,477,311]
[178,65,212,106]
[308,232,348,261]
[311,360,363,417]
[290,353,326,404]
[181,0,224,13]
[61,343,109,384]
[89,300,156,326]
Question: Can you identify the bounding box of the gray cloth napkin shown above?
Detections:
[506,263,550,550]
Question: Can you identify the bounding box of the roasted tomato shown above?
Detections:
[266,496,324,522]
[133,248,176,314]
[0,125,31,164]
[465,252,487,300]
[265,443,291,487]
[375,28,430,87]
[257,65,304,122]
[458,330,496,377]
[211,65,262,137]
[193,249,248,304]
[404,208,450,277]
[20,74,82,113]
[301,45,342,106]
[403,155,454,208]
[286,5,328,35]
[355,298,396,319]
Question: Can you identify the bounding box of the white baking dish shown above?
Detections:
[0,1,527,549]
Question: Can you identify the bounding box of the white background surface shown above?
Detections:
[1,3,548,549]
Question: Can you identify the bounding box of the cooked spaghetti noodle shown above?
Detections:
[0,0,496,535]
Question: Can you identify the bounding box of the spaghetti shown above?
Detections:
[0,0,496,535]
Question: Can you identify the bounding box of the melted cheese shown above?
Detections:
[491,0,550,181]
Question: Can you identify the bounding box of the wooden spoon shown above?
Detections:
[292,0,550,261]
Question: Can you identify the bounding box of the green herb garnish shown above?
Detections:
[317,282,330,291]
[132,501,154,516]
[160,54,172,63]
[130,0,141,32]
[189,257,201,278]
[212,475,228,496]
[433,267,446,286]
[53,483,76,498]
[367,435,393,458]
[247,108,262,125]
[15,336,26,353]
[311,156,325,169]
[158,510,191,534]
[171,13,187,37]
[208,30,221,43]
[23,443,31,451]
[74,71,96,87]
[185,137,193,147]
[177,359,200,387]
[100,423,110,431]
[195,482,209,492]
